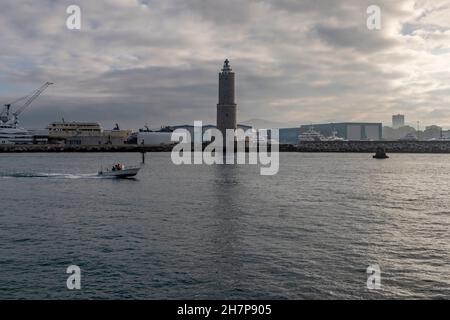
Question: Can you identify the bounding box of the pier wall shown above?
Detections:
[3,141,450,153]
[0,144,175,153]
[292,141,450,153]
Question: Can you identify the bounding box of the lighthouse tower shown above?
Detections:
[217,59,237,135]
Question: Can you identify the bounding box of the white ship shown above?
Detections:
[0,82,53,145]
[0,124,33,144]
[298,127,326,142]
[298,127,347,143]
[325,130,346,142]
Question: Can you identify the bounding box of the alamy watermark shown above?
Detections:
[367,264,381,290]
[65,4,381,31]
[367,5,381,30]
[170,121,280,176]
[66,5,81,30]
[66,265,81,290]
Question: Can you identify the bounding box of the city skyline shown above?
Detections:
[1,0,450,129]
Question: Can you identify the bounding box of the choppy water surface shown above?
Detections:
[0,152,448,299]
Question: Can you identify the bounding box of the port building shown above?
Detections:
[48,121,131,145]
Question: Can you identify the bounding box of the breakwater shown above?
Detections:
[3,141,450,153]
[0,144,175,153]
[294,141,450,153]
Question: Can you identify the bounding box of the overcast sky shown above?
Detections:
[1,0,450,129]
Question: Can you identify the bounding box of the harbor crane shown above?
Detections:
[0,82,54,125]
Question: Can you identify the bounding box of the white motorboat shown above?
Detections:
[98,164,141,178]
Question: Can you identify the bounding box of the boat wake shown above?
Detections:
[0,172,112,179]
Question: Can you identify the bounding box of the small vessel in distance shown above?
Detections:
[98,163,141,178]
[373,147,389,159]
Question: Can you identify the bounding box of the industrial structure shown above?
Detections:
[48,121,103,139]
[48,121,131,146]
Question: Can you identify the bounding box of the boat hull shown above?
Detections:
[98,167,140,178]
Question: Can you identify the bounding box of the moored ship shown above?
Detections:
[298,127,326,142]
[298,127,347,143]
[0,124,33,144]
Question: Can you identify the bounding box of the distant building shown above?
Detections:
[392,114,405,129]
[300,123,383,141]
[48,121,131,145]
[48,122,103,139]
[422,125,442,141]
[382,125,416,141]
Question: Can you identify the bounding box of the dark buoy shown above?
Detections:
[373,146,389,159]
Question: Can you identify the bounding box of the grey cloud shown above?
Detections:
[1,0,450,129]
[310,24,397,53]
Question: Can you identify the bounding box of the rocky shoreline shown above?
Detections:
[0,144,174,153]
[3,141,450,153]
[293,141,450,153]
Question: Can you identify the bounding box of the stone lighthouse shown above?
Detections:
[217,59,237,135]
